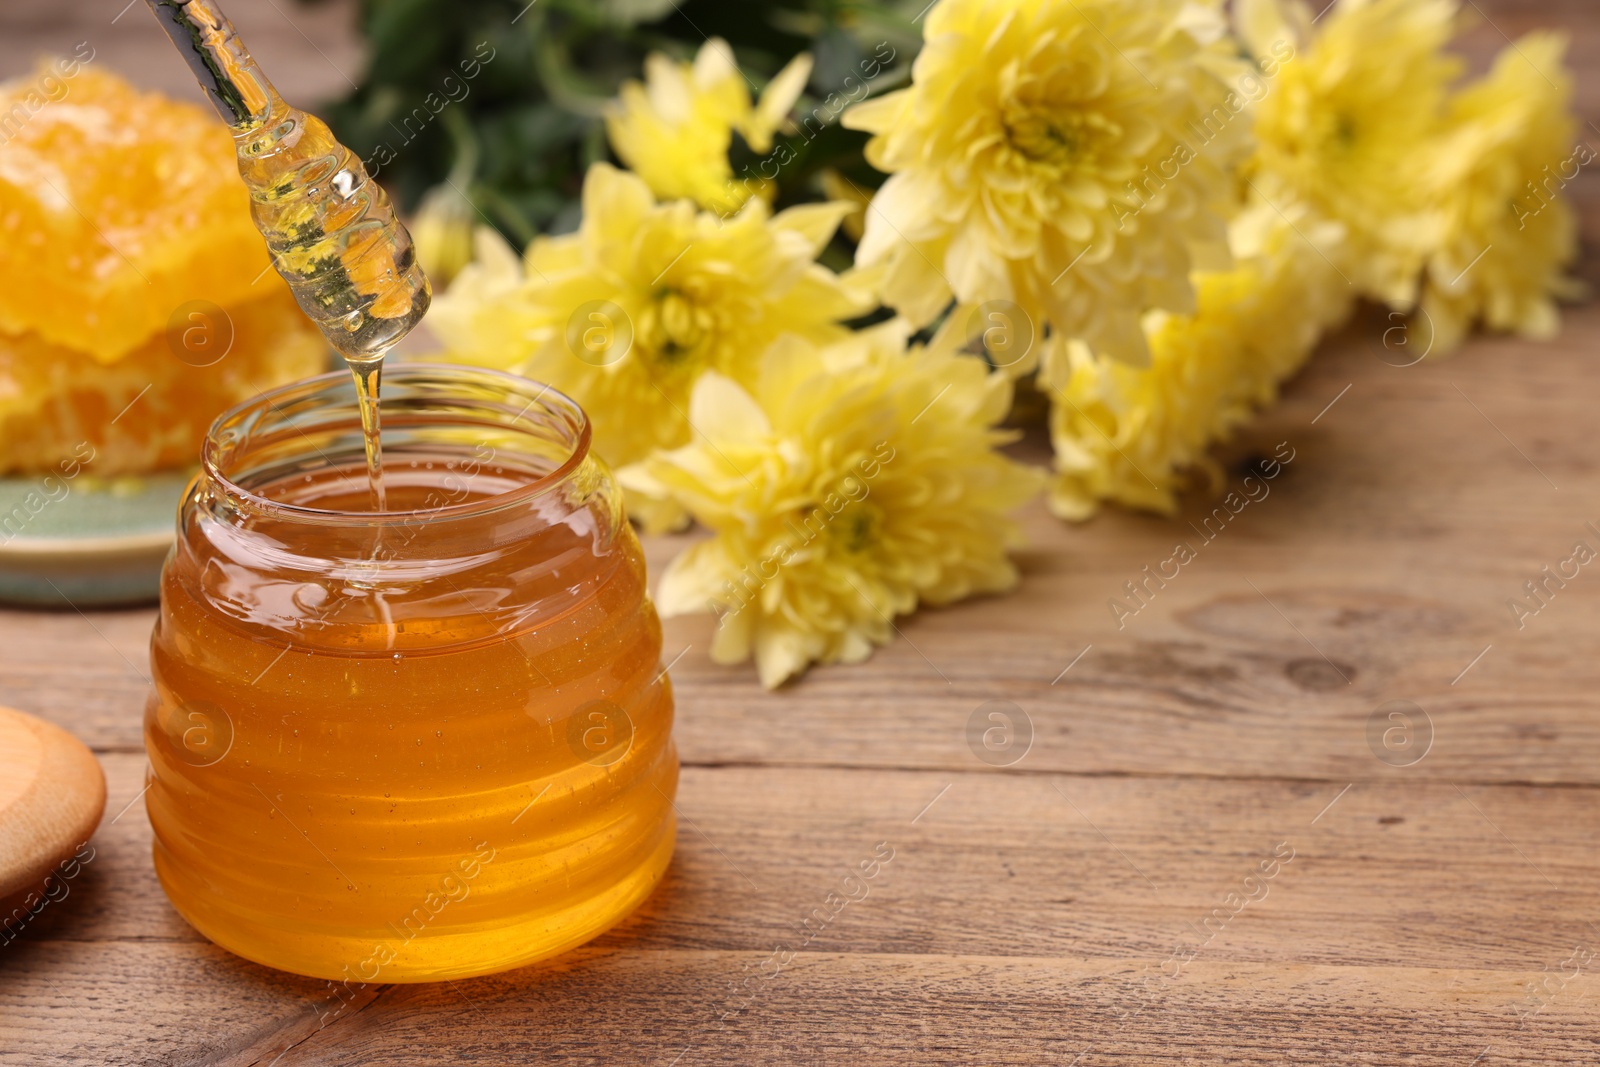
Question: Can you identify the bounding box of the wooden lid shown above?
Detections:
[0,706,106,904]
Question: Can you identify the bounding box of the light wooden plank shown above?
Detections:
[6,754,1599,1064]
[267,953,1600,1067]
[0,940,372,1067]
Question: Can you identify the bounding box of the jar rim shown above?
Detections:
[202,362,592,526]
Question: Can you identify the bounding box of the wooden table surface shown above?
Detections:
[8,1,1600,1064]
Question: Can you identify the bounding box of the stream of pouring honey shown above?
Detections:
[144,0,431,511]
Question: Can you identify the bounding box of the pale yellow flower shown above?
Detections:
[410,182,477,286]
[1420,33,1582,353]
[428,163,873,497]
[606,38,813,214]
[621,322,1044,688]
[819,168,871,244]
[843,0,1247,365]
[1044,200,1349,519]
[1240,0,1460,306]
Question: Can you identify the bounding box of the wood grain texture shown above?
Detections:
[6,755,1600,1065]
[5,0,1600,1063]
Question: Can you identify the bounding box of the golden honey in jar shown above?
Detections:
[144,365,678,982]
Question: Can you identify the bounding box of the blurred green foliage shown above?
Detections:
[322,0,928,248]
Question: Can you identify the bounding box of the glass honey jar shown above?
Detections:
[144,364,678,982]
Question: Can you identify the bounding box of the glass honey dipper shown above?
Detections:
[143,0,431,509]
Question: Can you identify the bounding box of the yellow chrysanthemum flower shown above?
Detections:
[1044,200,1350,519]
[410,181,477,286]
[1419,33,1582,353]
[843,0,1247,365]
[1241,0,1460,306]
[606,38,813,215]
[428,162,873,484]
[620,322,1044,688]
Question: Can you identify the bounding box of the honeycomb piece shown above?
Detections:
[0,63,276,364]
[0,289,326,476]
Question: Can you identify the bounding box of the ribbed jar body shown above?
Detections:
[144,365,676,982]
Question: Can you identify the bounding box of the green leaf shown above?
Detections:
[321,0,925,251]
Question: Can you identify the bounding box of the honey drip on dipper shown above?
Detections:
[144,0,431,511]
